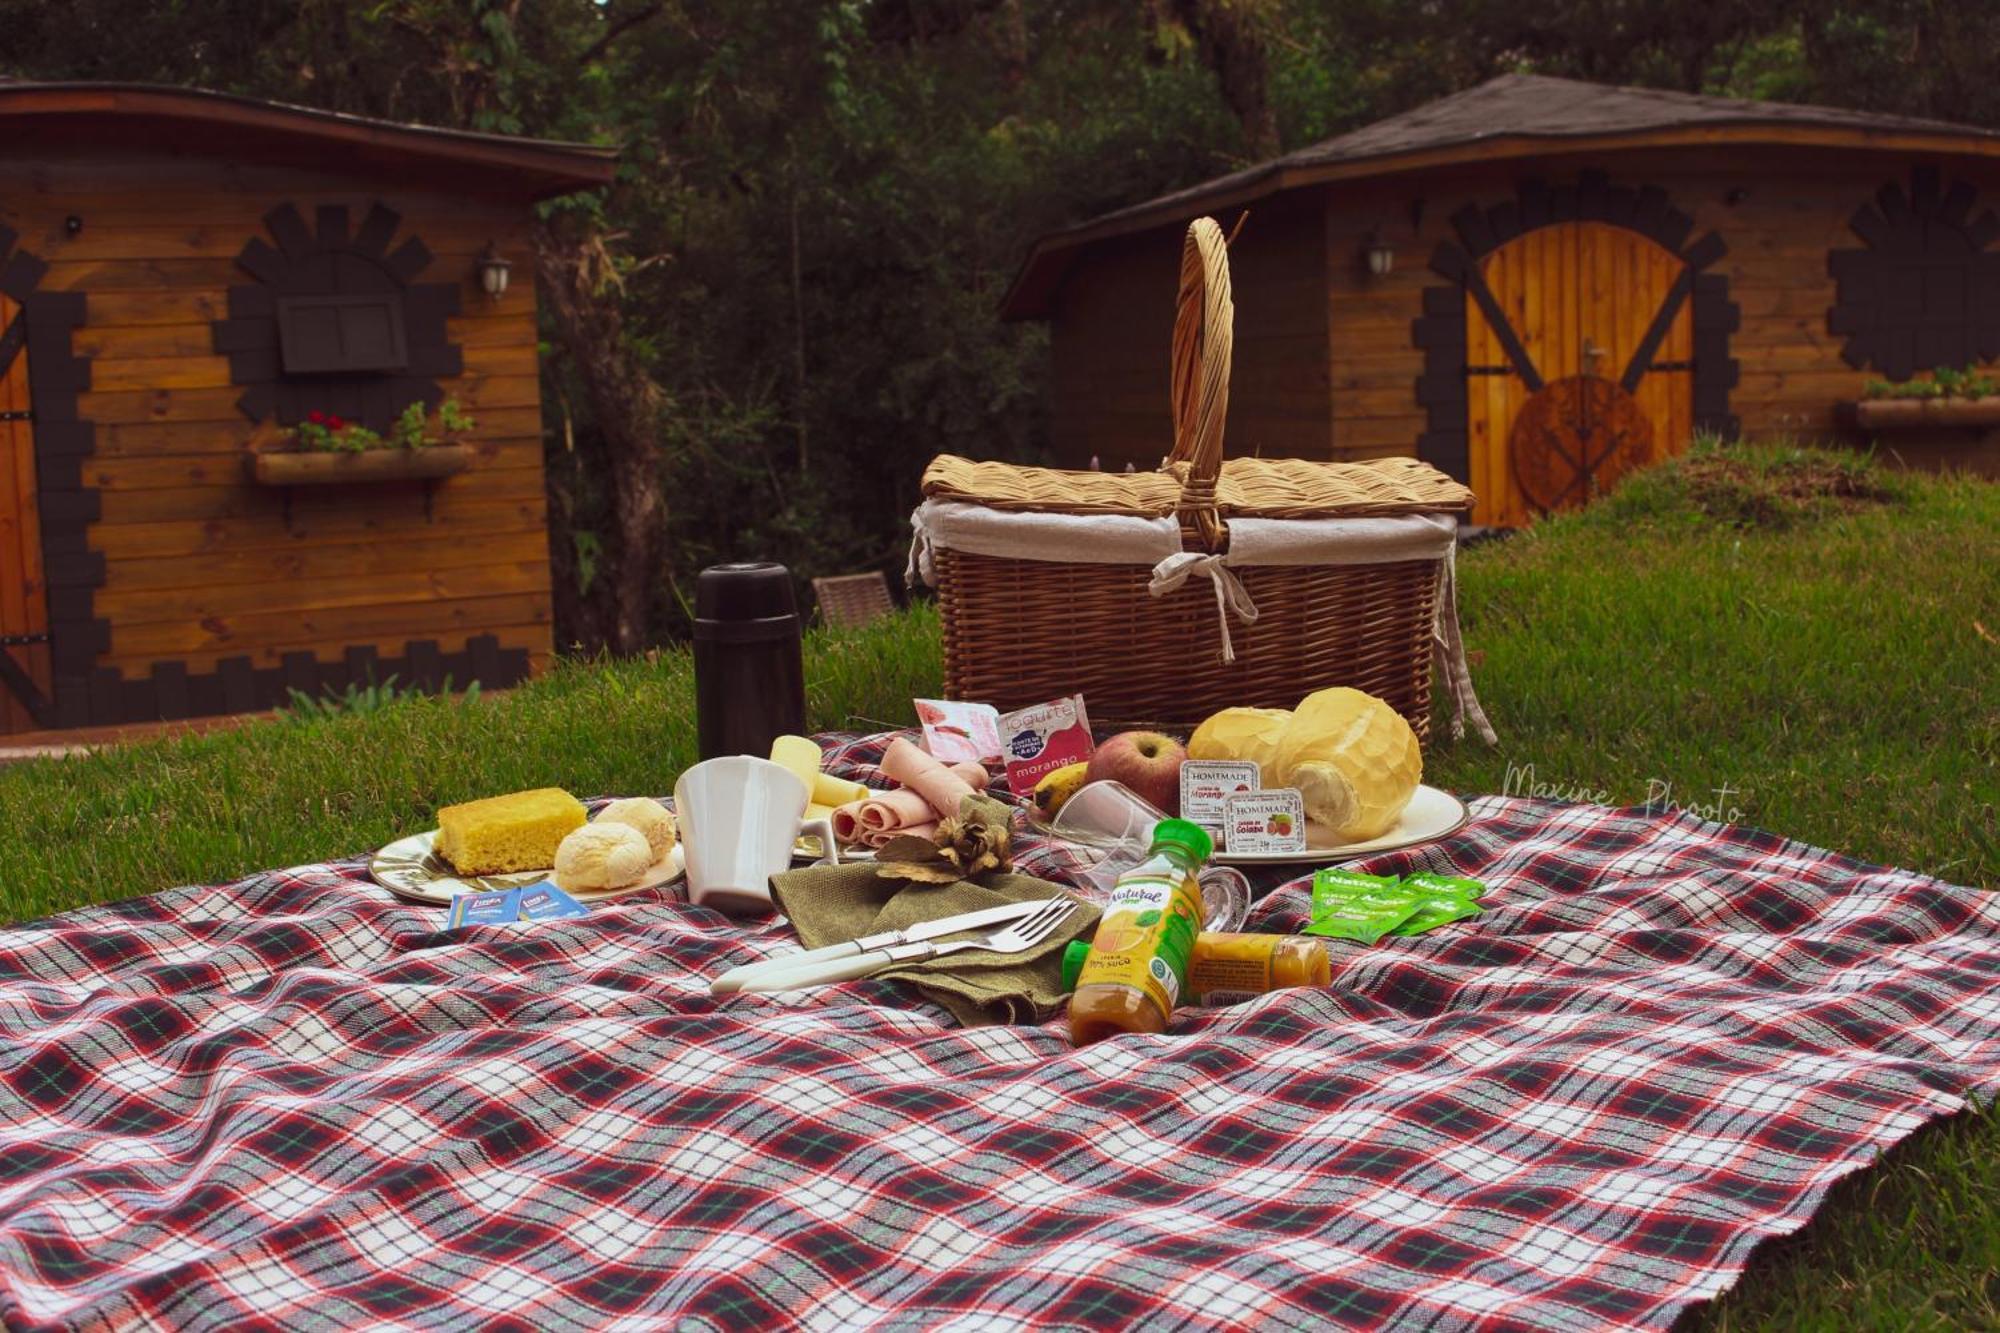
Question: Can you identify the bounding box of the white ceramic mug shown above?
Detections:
[675,756,837,914]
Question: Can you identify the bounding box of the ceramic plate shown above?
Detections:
[1213,785,1471,866]
[369,830,685,906]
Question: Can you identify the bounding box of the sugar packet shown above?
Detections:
[1390,872,1488,937]
[1305,868,1419,944]
[447,881,590,929]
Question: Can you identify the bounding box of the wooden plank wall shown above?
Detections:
[1048,192,1330,467]
[1325,145,2000,462]
[1,153,553,692]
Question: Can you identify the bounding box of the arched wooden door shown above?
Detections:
[1464,221,1694,527]
[0,291,50,734]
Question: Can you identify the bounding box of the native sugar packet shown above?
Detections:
[1303,868,1418,944]
[997,693,1094,795]
[1390,872,1487,936]
[914,698,1002,766]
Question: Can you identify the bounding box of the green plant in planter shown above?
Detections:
[1861,365,1999,400]
[289,398,476,452]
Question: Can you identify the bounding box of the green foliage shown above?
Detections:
[288,398,473,452]
[1864,365,2000,399]
[281,675,480,724]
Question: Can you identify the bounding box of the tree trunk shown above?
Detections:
[532,217,668,655]
[1168,0,1281,161]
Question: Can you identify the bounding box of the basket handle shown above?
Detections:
[1166,216,1233,549]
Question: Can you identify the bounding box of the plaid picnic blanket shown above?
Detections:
[0,730,1995,1330]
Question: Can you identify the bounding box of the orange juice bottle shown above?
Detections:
[1064,933,1330,1005]
[1069,818,1211,1045]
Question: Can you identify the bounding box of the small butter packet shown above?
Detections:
[517,882,591,921]
[448,887,522,930]
[1181,761,1259,834]
[914,698,1003,766]
[1223,789,1307,854]
[997,694,1094,795]
[1303,889,1420,945]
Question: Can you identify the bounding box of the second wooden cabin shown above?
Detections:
[1004,74,2000,525]
[0,83,613,735]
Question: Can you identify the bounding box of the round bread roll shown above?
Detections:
[1188,706,1294,771]
[594,796,677,860]
[554,821,654,892]
[1269,687,1421,842]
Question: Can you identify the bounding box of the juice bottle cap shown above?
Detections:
[1149,817,1214,864]
[1060,939,1090,992]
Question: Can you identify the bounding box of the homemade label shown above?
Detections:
[914,698,1002,765]
[1221,789,1307,854]
[997,694,1094,794]
[1072,866,1202,1019]
[1180,760,1259,832]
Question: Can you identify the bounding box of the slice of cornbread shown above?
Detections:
[435,788,587,875]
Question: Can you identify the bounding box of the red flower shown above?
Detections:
[327,415,346,430]
[306,409,326,424]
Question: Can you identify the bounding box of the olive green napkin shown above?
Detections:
[767,863,1096,1027]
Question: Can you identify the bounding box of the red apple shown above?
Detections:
[1085,730,1188,816]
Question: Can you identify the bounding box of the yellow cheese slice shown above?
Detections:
[811,773,869,808]
[769,734,823,794]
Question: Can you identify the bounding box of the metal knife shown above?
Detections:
[709,899,1048,995]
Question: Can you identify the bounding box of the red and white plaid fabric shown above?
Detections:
[1,730,1996,1330]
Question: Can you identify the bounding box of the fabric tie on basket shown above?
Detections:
[908,500,1496,742]
[1146,550,1260,662]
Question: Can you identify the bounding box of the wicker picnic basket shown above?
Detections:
[908,217,1489,743]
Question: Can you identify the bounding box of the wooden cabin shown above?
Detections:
[1003,74,2000,526]
[0,83,613,735]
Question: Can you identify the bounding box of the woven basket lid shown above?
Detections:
[921,453,1473,520]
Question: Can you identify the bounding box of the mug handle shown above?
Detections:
[800,816,840,866]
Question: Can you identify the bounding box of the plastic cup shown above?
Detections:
[1047,779,1251,931]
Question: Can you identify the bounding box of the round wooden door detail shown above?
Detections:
[1464,221,1694,525]
[1509,375,1653,513]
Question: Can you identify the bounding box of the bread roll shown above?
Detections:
[594,797,677,861]
[554,822,654,892]
[1269,687,1421,841]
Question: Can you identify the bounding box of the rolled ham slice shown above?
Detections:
[882,738,988,817]
[829,741,992,848]
[860,820,937,850]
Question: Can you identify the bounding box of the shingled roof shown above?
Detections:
[1002,73,2000,318]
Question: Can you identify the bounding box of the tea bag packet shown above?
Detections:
[1390,871,1487,937]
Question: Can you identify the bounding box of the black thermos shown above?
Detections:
[692,562,807,759]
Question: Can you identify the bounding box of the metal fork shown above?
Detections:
[733,898,1081,993]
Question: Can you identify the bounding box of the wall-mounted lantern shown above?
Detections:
[476,243,512,301]
[1364,229,1395,278]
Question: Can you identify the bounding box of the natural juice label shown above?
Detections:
[1222,789,1307,854]
[997,694,1094,794]
[1180,761,1259,832]
[1073,866,1203,1020]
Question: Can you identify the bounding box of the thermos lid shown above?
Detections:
[695,562,797,623]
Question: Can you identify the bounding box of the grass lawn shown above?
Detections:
[0,441,1993,1326]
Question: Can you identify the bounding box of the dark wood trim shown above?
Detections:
[0,230,101,727]
[1827,166,2000,380]
[1416,171,1739,485]
[214,200,464,435]
[57,636,531,727]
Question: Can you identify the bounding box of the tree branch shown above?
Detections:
[580,2,665,65]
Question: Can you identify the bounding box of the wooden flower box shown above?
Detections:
[1846,398,2000,430]
[246,444,474,487]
